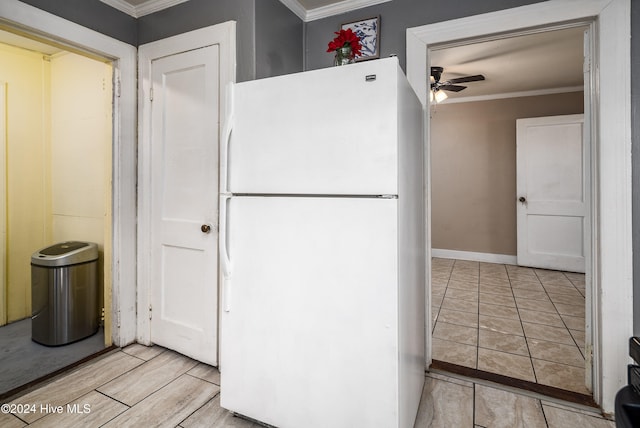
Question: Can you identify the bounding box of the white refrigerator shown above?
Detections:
[219,57,426,428]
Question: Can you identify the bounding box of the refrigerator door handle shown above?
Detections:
[219,192,232,312]
[220,82,234,194]
[219,83,234,312]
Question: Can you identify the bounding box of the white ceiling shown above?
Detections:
[431,26,586,102]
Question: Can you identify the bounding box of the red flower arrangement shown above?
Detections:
[326,28,363,56]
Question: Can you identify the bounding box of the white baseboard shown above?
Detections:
[431,249,517,265]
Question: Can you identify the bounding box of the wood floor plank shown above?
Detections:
[97,350,198,406]
[121,343,166,361]
[180,394,262,428]
[28,391,129,428]
[0,412,26,428]
[102,374,219,428]
[187,363,220,385]
[8,351,144,424]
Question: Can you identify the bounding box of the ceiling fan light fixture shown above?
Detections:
[429,65,485,102]
[431,88,448,103]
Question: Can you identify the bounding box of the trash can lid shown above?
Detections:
[31,241,99,267]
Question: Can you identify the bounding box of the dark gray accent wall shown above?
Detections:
[138,0,256,82]
[137,0,303,82]
[255,0,303,78]
[632,0,640,336]
[18,0,136,46]
[304,0,544,72]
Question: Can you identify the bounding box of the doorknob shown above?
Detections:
[519,196,526,203]
[201,224,212,233]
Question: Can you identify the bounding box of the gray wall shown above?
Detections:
[138,0,256,82]
[18,0,137,46]
[256,0,303,79]
[18,0,302,82]
[304,0,544,71]
[138,0,302,82]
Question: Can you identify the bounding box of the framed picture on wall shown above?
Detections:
[341,16,380,61]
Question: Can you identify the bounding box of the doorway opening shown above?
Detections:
[426,25,592,402]
[407,0,632,413]
[0,27,113,399]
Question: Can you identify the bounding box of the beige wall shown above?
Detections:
[430,92,584,256]
[0,44,49,324]
[49,54,111,245]
[0,45,111,324]
[49,53,112,312]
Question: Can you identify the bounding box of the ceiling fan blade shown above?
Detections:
[447,74,485,84]
[439,84,466,92]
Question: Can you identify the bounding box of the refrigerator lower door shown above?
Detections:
[220,196,401,428]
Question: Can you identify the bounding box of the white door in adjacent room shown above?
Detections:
[516,114,586,273]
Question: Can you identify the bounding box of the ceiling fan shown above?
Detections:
[430,66,485,102]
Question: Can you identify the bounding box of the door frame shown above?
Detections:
[406,0,631,413]
[0,0,137,347]
[0,81,5,327]
[136,22,236,347]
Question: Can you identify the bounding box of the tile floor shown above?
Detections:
[0,344,614,427]
[431,258,589,395]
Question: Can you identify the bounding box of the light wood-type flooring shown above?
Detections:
[1,344,615,427]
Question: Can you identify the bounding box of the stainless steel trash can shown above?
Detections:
[31,241,99,346]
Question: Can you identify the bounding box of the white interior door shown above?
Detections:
[148,45,220,365]
[516,114,586,273]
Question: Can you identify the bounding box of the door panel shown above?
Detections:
[516,114,586,273]
[149,46,219,365]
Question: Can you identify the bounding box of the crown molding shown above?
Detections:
[99,0,190,18]
[279,0,391,22]
[102,0,390,20]
[305,0,390,21]
[135,0,190,17]
[100,0,137,17]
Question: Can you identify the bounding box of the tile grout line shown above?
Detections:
[534,269,586,362]
[94,388,131,427]
[506,264,538,385]
[432,259,591,399]
[560,270,588,358]
[184,371,221,386]
[175,390,221,427]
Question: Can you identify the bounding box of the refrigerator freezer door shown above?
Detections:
[228,58,402,195]
[220,196,400,428]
